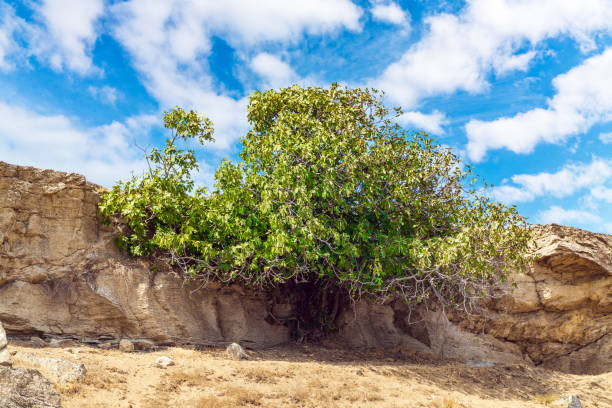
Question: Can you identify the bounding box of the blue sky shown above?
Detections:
[1,0,611,233]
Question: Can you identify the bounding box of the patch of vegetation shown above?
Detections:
[99,85,531,335]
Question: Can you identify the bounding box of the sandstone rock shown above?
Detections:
[0,161,610,375]
[463,224,612,374]
[226,343,249,360]
[119,339,134,353]
[335,224,611,374]
[13,351,86,384]
[0,161,289,350]
[155,356,175,368]
[98,342,113,350]
[335,303,527,366]
[0,366,62,408]
[0,321,10,367]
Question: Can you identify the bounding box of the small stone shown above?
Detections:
[355,369,364,376]
[155,356,175,368]
[30,336,47,348]
[119,339,134,353]
[564,395,583,408]
[226,342,249,360]
[0,348,10,367]
[98,342,113,350]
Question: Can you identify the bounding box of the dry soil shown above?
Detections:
[8,342,612,408]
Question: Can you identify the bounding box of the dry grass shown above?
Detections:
[532,394,561,405]
[432,395,464,408]
[6,343,612,408]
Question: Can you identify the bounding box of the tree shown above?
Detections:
[100,85,531,336]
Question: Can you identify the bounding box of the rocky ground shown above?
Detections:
[6,341,612,408]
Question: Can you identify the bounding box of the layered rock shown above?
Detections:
[0,161,610,374]
[469,224,612,374]
[335,224,612,374]
[0,161,289,348]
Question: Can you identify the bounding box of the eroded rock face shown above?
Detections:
[0,162,610,374]
[0,161,289,348]
[335,224,612,374]
[472,224,612,374]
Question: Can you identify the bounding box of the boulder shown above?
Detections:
[556,395,583,408]
[226,343,249,360]
[0,366,62,408]
[155,356,175,368]
[119,339,134,353]
[13,352,86,384]
[0,321,10,367]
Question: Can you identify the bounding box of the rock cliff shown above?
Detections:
[335,224,611,374]
[0,161,289,348]
[0,161,610,374]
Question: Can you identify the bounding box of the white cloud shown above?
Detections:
[376,0,612,109]
[600,132,612,144]
[590,186,612,203]
[0,0,104,75]
[397,110,447,134]
[371,2,409,26]
[489,157,612,204]
[250,53,298,89]
[88,86,122,105]
[33,0,105,75]
[466,48,612,161]
[538,206,601,225]
[0,2,30,71]
[0,101,157,186]
[110,0,362,149]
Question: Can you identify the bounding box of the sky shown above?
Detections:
[0,0,611,233]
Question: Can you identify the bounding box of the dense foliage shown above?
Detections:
[99,85,531,332]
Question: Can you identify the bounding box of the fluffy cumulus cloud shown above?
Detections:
[0,2,32,71]
[250,53,298,89]
[33,0,105,74]
[466,48,612,161]
[397,110,447,134]
[489,157,612,204]
[0,0,105,75]
[376,0,612,109]
[110,0,362,148]
[0,101,155,186]
[371,2,409,26]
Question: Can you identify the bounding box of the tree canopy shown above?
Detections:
[99,85,531,334]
